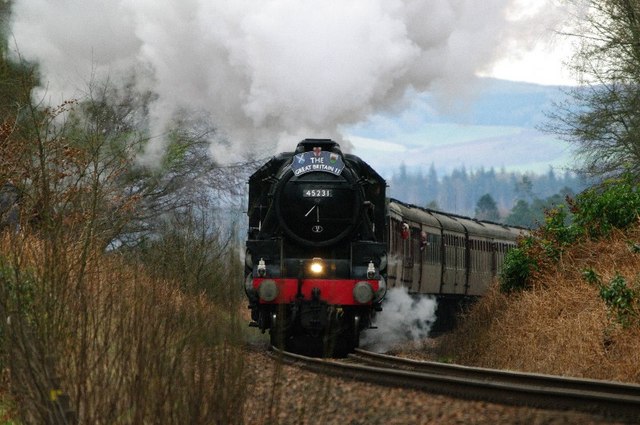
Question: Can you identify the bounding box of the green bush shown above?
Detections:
[542,205,580,247]
[581,268,639,327]
[499,207,577,293]
[500,242,538,293]
[572,173,640,238]
[598,273,638,327]
[581,267,601,286]
[501,174,640,293]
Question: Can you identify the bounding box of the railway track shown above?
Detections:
[269,347,640,421]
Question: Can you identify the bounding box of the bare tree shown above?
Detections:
[0,70,253,425]
[32,77,259,249]
[548,0,640,178]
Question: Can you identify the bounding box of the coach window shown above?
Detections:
[469,239,475,271]
[391,219,400,253]
[443,234,450,266]
[391,219,397,252]
[404,226,416,266]
[457,235,465,268]
[446,234,454,267]
[425,233,439,264]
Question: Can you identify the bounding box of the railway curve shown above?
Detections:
[269,347,640,422]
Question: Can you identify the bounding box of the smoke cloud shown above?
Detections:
[361,287,437,353]
[10,0,571,162]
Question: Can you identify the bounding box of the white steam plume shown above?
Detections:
[10,0,572,163]
[361,287,437,353]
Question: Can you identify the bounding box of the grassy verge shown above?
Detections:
[439,225,640,383]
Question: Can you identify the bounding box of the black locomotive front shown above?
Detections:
[245,139,387,355]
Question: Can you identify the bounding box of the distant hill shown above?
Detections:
[347,78,575,178]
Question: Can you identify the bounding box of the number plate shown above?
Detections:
[302,188,333,198]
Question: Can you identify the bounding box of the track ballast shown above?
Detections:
[269,346,640,421]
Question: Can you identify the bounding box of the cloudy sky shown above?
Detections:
[10,0,580,163]
[482,0,580,86]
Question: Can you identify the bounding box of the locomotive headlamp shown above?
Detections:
[257,258,267,277]
[309,257,324,275]
[367,261,376,279]
[258,279,279,302]
[353,281,374,304]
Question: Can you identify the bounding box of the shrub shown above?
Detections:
[597,273,638,327]
[499,209,577,293]
[572,173,640,238]
[541,205,580,248]
[0,89,250,423]
[581,267,601,286]
[500,241,538,293]
[501,174,640,293]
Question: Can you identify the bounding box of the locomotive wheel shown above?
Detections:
[322,314,359,358]
[269,312,291,351]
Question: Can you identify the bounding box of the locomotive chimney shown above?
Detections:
[296,139,342,154]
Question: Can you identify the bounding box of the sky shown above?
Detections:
[484,37,577,86]
[481,0,580,86]
[9,0,581,164]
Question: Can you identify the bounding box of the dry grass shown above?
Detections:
[0,90,253,423]
[0,231,248,424]
[438,226,640,383]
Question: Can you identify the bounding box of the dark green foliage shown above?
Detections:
[571,173,640,238]
[500,205,578,292]
[501,175,640,294]
[541,205,581,249]
[504,199,538,228]
[499,243,537,293]
[582,267,601,286]
[600,279,634,327]
[475,193,500,221]
[581,267,639,327]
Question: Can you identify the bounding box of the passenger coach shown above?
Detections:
[386,200,524,327]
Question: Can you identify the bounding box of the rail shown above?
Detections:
[269,346,640,421]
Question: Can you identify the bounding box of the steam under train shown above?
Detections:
[244,139,524,355]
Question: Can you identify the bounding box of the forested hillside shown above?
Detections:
[388,164,589,226]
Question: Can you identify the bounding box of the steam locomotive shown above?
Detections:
[244,139,523,355]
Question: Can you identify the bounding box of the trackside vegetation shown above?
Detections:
[500,174,640,329]
[439,174,640,382]
[0,48,254,424]
[500,173,640,300]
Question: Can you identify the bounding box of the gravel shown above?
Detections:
[243,342,626,425]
